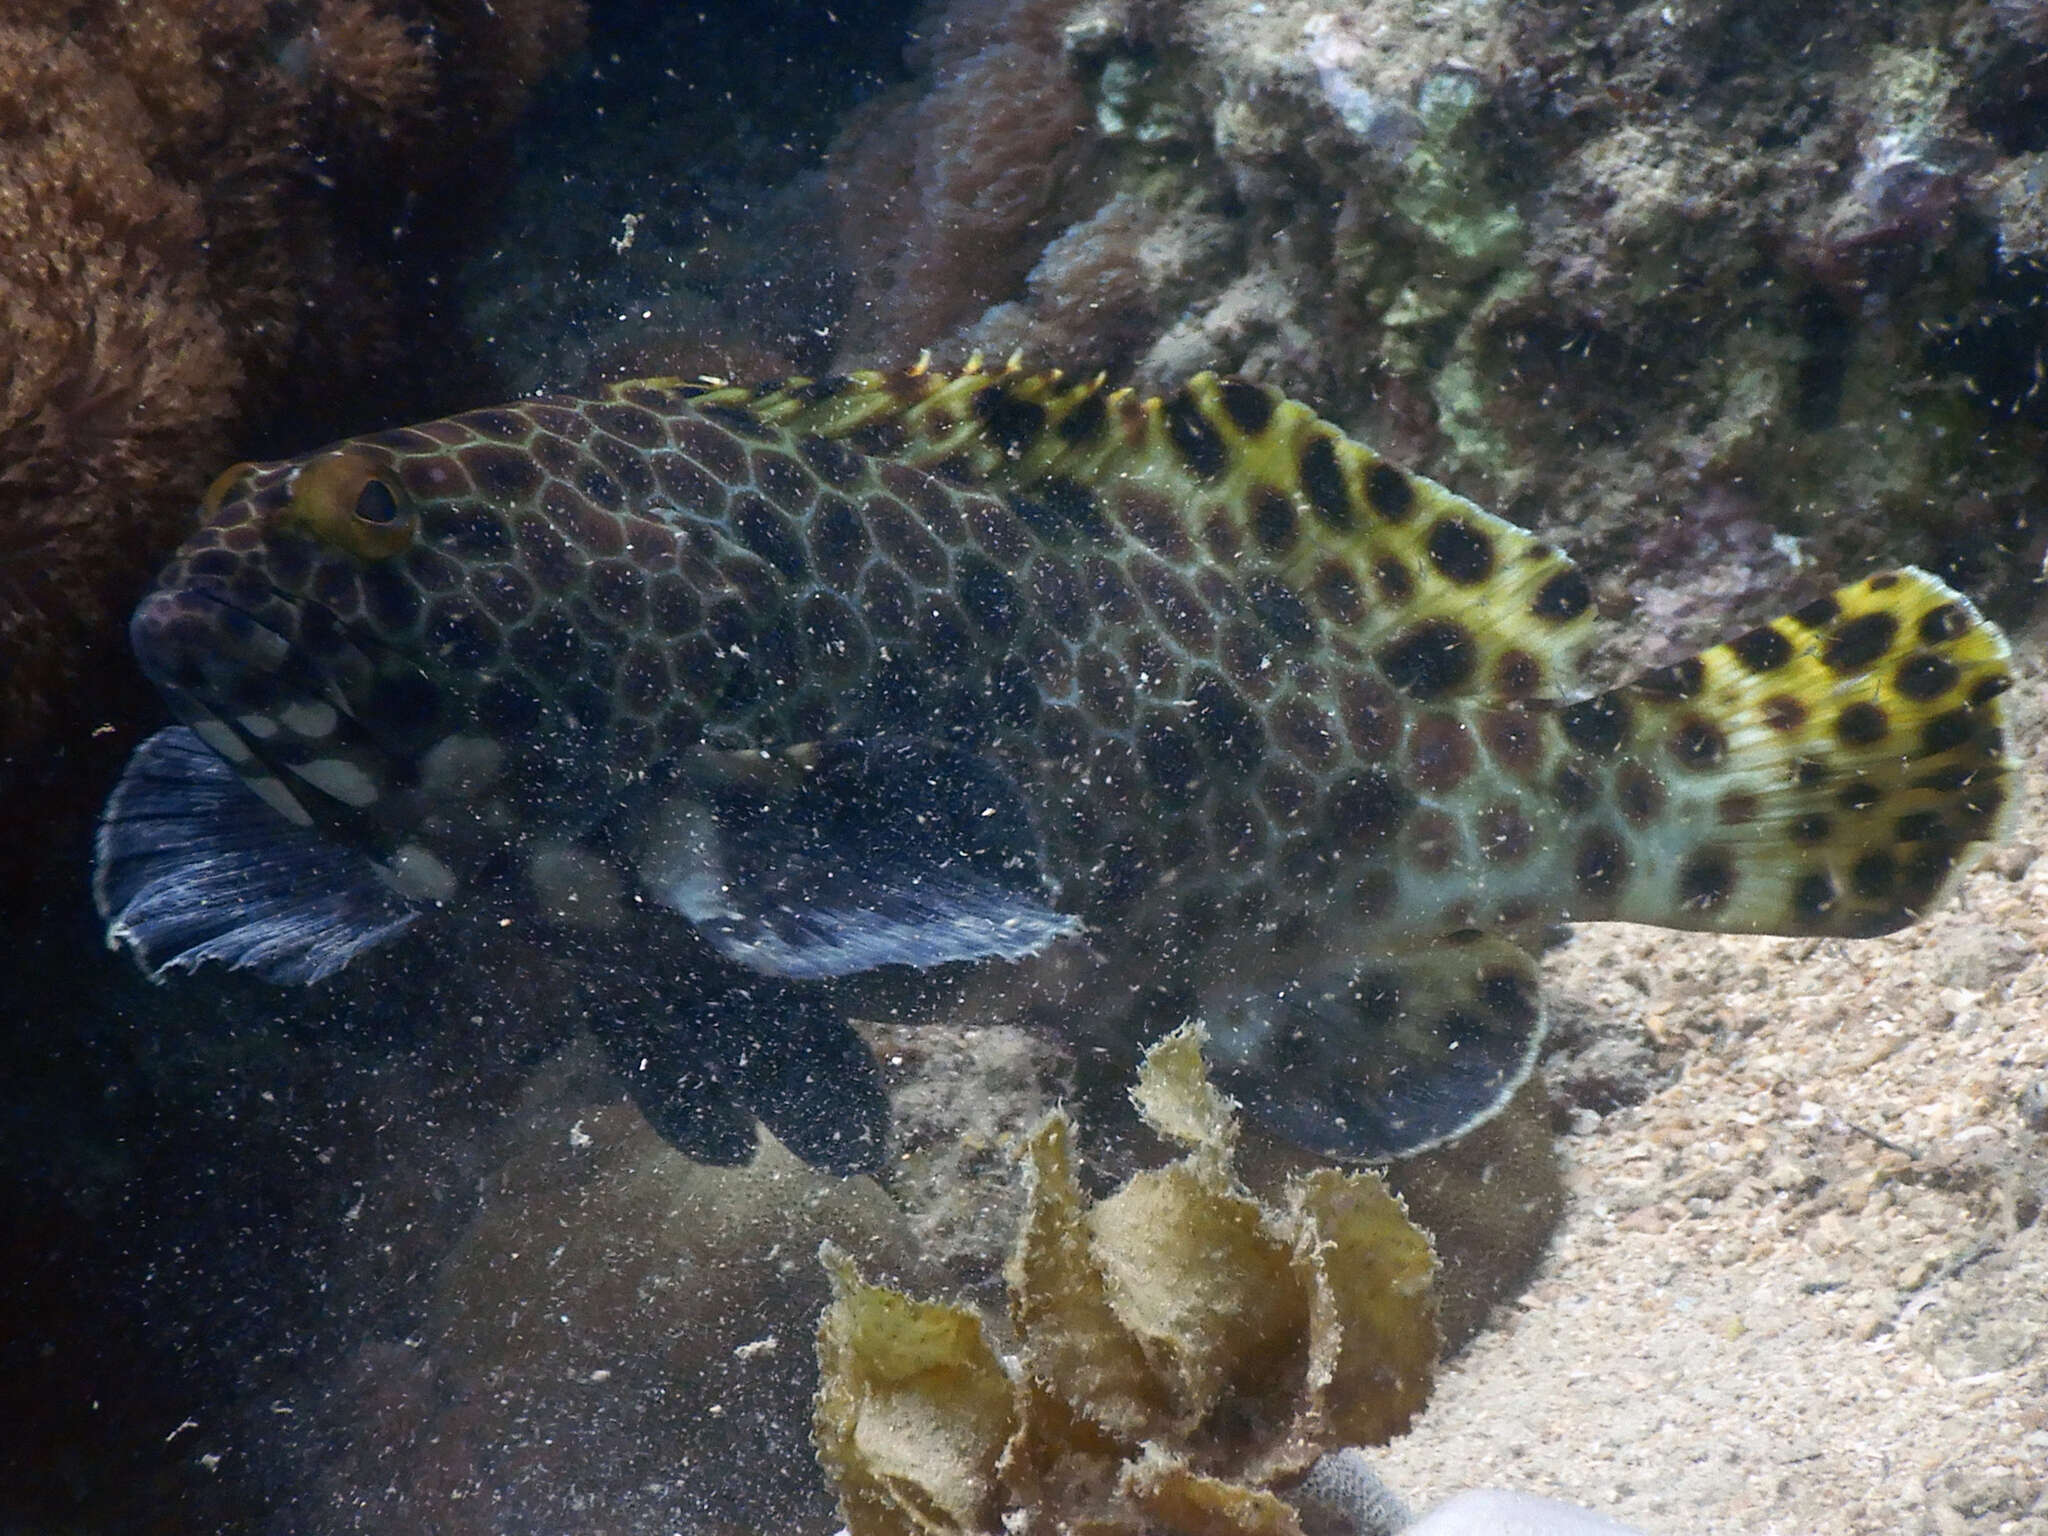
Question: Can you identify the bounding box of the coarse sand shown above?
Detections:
[1372,629,2048,1535]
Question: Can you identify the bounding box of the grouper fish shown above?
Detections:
[94,362,2016,1174]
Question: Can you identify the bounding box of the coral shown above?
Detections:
[0,0,584,810]
[0,22,241,795]
[816,0,2048,639]
[814,1027,1439,1536]
[826,0,1101,360]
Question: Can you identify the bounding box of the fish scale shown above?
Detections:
[95,361,2015,1172]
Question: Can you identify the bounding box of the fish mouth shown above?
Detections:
[130,582,410,831]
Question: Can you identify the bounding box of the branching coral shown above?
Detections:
[815,1027,1439,1536]
[0,0,584,808]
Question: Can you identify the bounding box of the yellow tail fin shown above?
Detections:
[1578,567,2012,937]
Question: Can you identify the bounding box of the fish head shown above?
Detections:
[132,437,616,902]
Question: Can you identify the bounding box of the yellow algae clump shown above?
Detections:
[814,1025,1440,1536]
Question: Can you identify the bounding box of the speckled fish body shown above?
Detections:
[95,363,2015,1170]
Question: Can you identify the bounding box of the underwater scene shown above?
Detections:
[4,0,2046,1531]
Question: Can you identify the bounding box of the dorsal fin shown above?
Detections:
[684,363,1599,702]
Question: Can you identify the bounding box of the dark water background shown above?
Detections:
[1,3,920,1528]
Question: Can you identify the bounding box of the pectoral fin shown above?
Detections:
[1203,931,1545,1160]
[94,726,417,984]
[637,737,1078,980]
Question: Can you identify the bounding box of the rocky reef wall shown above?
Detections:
[816,0,2047,651]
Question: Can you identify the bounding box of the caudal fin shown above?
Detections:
[1576,568,2012,938]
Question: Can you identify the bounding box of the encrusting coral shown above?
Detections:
[0,0,584,817]
[814,1027,1439,1536]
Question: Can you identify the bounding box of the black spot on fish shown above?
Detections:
[733,496,809,581]
[799,435,867,490]
[1794,594,1842,629]
[1426,519,1496,585]
[1851,851,1896,899]
[577,466,625,512]
[1836,701,1889,746]
[1921,707,1974,755]
[1217,379,1276,436]
[1188,670,1266,772]
[589,403,664,448]
[432,507,512,560]
[1378,619,1477,699]
[1252,488,1298,556]
[1822,612,1898,673]
[1634,657,1706,701]
[697,404,777,442]
[1679,848,1736,911]
[1559,694,1630,757]
[1790,813,1832,844]
[793,375,853,404]
[361,563,423,633]
[1971,673,2012,706]
[1671,716,1727,769]
[463,444,545,501]
[1017,476,1110,544]
[1793,871,1836,922]
[1164,392,1227,480]
[1895,652,1958,701]
[1532,569,1592,623]
[1919,604,1967,644]
[973,386,1047,458]
[1300,438,1352,529]
[1139,713,1204,801]
[1364,463,1413,522]
[1327,767,1410,853]
[1729,625,1793,673]
[1573,829,1629,902]
[1057,391,1109,446]
[1894,809,1944,842]
[986,653,1042,733]
[957,555,1021,641]
[1479,966,1537,1025]
[1553,760,1600,814]
[1248,577,1318,649]
[464,409,530,441]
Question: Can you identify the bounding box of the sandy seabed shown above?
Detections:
[1374,629,2048,1535]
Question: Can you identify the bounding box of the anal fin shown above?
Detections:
[1201,931,1544,1160]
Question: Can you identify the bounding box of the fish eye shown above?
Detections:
[284,451,414,560]
[353,478,401,525]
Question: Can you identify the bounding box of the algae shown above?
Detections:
[813,1026,1439,1536]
